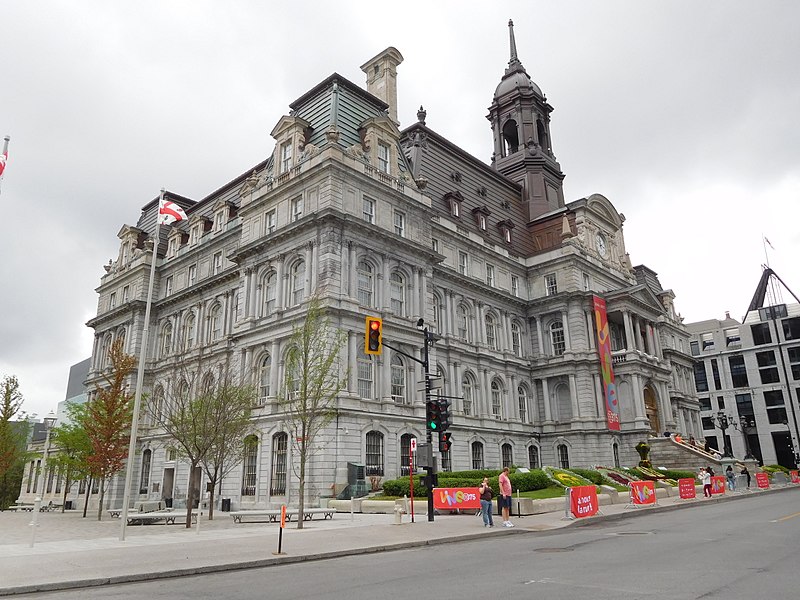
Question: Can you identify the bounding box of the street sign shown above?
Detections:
[410,437,417,452]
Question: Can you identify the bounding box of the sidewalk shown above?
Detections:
[1,486,796,596]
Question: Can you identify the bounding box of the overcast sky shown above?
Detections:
[2,1,798,420]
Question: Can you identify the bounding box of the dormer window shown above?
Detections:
[213,211,225,232]
[377,142,390,174]
[478,214,487,230]
[281,141,293,173]
[189,224,202,246]
[472,206,491,232]
[444,191,464,219]
[167,237,178,257]
[497,219,515,244]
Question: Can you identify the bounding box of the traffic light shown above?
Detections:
[426,399,442,431]
[439,431,452,453]
[437,398,452,432]
[365,316,382,355]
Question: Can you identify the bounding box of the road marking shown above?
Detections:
[771,511,800,523]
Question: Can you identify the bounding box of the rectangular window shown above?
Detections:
[187,264,197,287]
[768,407,788,424]
[545,273,558,296]
[281,141,292,173]
[164,276,173,297]
[717,396,725,410]
[486,263,495,287]
[122,285,130,303]
[377,142,390,173]
[270,435,288,495]
[735,392,754,414]
[362,197,375,224]
[265,209,276,234]
[702,416,715,430]
[789,347,800,380]
[167,237,178,256]
[757,350,781,384]
[213,252,223,275]
[478,214,487,231]
[690,340,700,356]
[728,355,749,388]
[291,197,303,222]
[365,433,384,477]
[458,251,469,276]
[764,390,784,406]
[759,305,787,320]
[724,328,741,347]
[783,317,800,340]
[699,397,712,411]
[694,362,709,393]
[214,211,225,232]
[751,323,772,345]
[711,359,722,390]
[511,275,519,297]
[583,273,591,291]
[471,443,484,470]
[393,210,405,237]
[431,238,439,253]
[357,356,373,399]
[109,292,117,309]
[701,332,715,351]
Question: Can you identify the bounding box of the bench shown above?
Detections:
[11,504,35,512]
[230,507,336,523]
[126,509,198,526]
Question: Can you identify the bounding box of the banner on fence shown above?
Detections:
[630,480,657,505]
[790,470,799,484]
[678,478,696,499]
[433,487,481,511]
[569,485,599,518]
[593,295,620,431]
[756,472,770,489]
[711,476,726,495]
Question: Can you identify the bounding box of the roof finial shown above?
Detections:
[508,19,520,67]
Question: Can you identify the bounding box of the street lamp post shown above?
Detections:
[713,411,733,458]
[37,411,58,499]
[733,416,755,460]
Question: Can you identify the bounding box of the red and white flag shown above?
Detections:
[0,149,7,179]
[158,196,188,226]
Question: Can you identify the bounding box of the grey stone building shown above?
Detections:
[686,268,800,468]
[86,23,698,510]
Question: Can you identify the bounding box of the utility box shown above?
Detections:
[221,498,231,512]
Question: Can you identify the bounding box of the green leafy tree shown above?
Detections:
[48,402,93,513]
[0,375,29,509]
[281,296,347,528]
[85,338,136,520]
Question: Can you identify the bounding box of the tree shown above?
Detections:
[281,296,347,528]
[149,355,255,527]
[85,339,136,520]
[0,375,29,509]
[48,402,93,513]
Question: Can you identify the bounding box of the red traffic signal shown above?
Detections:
[365,316,382,355]
[439,432,452,453]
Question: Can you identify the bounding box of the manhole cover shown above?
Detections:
[535,547,573,553]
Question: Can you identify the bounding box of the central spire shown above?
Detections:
[506,19,523,74]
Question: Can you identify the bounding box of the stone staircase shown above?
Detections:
[646,437,729,471]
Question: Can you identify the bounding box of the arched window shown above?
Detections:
[100,333,113,367]
[517,385,529,423]
[208,304,222,342]
[365,431,384,476]
[485,314,497,350]
[151,385,165,425]
[201,372,215,394]
[502,119,519,155]
[270,433,288,495]
[462,372,475,416]
[391,355,406,404]
[357,261,374,307]
[178,379,190,402]
[261,272,277,316]
[116,327,126,352]
[457,304,469,340]
[182,313,196,349]
[242,435,259,496]
[511,323,522,357]
[501,443,513,468]
[291,261,305,306]
[555,382,572,421]
[390,272,406,316]
[550,320,565,356]
[431,294,443,332]
[258,355,271,404]
[471,441,484,470]
[491,380,503,419]
[139,449,152,494]
[160,322,173,357]
[528,446,540,469]
[400,433,413,476]
[357,349,374,399]
[557,443,570,468]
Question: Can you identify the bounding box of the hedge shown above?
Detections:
[381,468,552,497]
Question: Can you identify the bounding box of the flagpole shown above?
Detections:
[120,189,164,541]
[0,136,9,195]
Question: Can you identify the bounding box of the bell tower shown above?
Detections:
[487,20,565,221]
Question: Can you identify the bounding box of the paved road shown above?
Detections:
[35,491,800,599]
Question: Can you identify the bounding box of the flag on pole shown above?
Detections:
[0,149,7,178]
[764,236,774,250]
[158,196,188,225]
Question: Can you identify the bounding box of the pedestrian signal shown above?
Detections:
[365,317,383,355]
[439,432,452,453]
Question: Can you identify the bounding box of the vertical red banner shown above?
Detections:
[711,476,726,494]
[593,295,620,431]
[569,486,599,518]
[630,480,657,505]
[756,472,770,489]
[790,470,799,484]
[678,478,697,499]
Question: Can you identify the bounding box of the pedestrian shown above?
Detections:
[701,467,712,497]
[741,466,751,488]
[726,465,736,491]
[689,435,696,447]
[703,439,711,453]
[479,477,494,528]
[498,466,514,527]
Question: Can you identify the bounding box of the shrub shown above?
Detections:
[380,468,551,497]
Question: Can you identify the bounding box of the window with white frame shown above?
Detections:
[390,271,405,316]
[357,349,373,399]
[457,304,469,340]
[491,380,503,418]
[265,210,276,234]
[486,263,495,287]
[357,261,374,307]
[458,251,469,276]
[280,142,293,173]
[471,441,484,470]
[502,225,512,243]
[209,304,222,341]
[511,323,522,357]
[391,355,406,403]
[214,211,225,232]
[291,261,305,305]
[545,273,558,296]
[431,238,439,253]
[365,431,384,476]
[291,197,303,222]
[139,449,152,494]
[501,443,513,468]
[478,214,487,231]
[518,385,528,422]
[550,320,566,356]
[485,314,498,350]
[241,435,258,496]
[462,373,474,415]
[393,210,405,237]
[189,224,201,246]
[377,142,390,173]
[583,272,591,291]
[363,197,375,224]
[182,313,196,349]
[122,285,130,303]
[511,275,519,297]
[164,276,173,297]
[258,355,271,404]
[160,322,173,356]
[167,237,178,257]
[213,252,223,275]
[151,385,164,425]
[262,272,277,316]
[109,292,117,309]
[187,264,197,287]
[431,295,442,332]
[270,433,288,495]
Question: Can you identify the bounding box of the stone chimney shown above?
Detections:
[360,47,404,126]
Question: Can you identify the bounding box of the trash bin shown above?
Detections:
[164,497,173,508]
[64,500,73,510]
[221,498,231,512]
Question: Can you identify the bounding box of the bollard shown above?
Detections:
[394,505,404,525]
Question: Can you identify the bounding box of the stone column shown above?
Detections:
[542,378,552,422]
[634,317,643,352]
[482,369,491,417]
[509,374,518,420]
[585,310,596,351]
[535,316,544,357]
[348,332,357,393]
[569,374,580,419]
[623,310,634,351]
[244,268,253,318]
[561,310,571,351]
[270,339,280,399]
[275,256,285,311]
[593,374,604,418]
[348,242,357,299]
[305,243,313,297]
[411,266,419,318]
[382,259,391,311]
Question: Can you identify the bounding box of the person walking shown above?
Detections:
[701,467,712,497]
[726,465,736,491]
[498,467,514,527]
[479,477,494,528]
[741,466,751,489]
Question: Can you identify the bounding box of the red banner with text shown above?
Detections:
[791,470,799,484]
[433,487,481,511]
[630,480,657,505]
[678,478,696,499]
[756,472,770,489]
[570,486,599,518]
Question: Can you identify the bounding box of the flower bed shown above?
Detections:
[543,466,594,488]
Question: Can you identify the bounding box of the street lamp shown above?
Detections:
[732,416,756,460]
[781,420,799,468]
[713,411,733,458]
[37,411,58,498]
